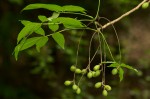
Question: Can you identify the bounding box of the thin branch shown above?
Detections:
[99,0,148,30]
[95,0,101,19]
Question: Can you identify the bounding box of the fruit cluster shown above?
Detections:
[64,80,81,94]
[64,64,116,96]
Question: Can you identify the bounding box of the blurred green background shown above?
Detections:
[0,0,150,99]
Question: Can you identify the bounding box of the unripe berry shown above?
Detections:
[112,68,118,75]
[76,88,81,94]
[64,80,72,86]
[102,90,108,96]
[92,71,96,77]
[70,65,76,72]
[87,72,93,78]
[105,85,112,91]
[93,65,100,71]
[81,69,87,74]
[95,82,102,88]
[142,2,149,9]
[75,69,82,74]
[72,84,78,90]
[94,70,101,77]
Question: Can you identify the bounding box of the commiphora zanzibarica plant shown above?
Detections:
[14,0,149,96]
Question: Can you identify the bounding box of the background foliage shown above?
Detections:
[0,0,150,99]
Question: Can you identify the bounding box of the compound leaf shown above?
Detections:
[52,32,65,49]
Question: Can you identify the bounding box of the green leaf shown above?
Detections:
[20,20,45,35]
[38,15,48,22]
[51,12,60,19]
[17,22,41,43]
[63,24,75,28]
[14,36,47,60]
[108,63,138,72]
[119,68,124,82]
[62,5,86,13]
[19,37,41,51]
[52,32,65,49]
[22,4,86,13]
[52,17,84,28]
[48,12,60,21]
[20,20,31,26]
[14,38,26,60]
[14,37,40,60]
[108,62,119,67]
[22,4,62,12]
[48,24,59,32]
[121,63,138,72]
[14,46,19,60]
[36,36,48,52]
[35,27,45,35]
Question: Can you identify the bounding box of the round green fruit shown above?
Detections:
[112,68,118,75]
[72,84,78,90]
[102,90,108,96]
[64,80,72,86]
[81,69,87,74]
[93,65,100,71]
[87,72,93,79]
[94,70,101,77]
[105,85,112,91]
[75,69,82,74]
[70,65,76,72]
[95,82,102,88]
[76,88,81,94]
[92,71,96,77]
[142,2,149,9]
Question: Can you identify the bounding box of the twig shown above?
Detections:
[99,0,148,30]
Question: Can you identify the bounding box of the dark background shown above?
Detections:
[0,0,150,99]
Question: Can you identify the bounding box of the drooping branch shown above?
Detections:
[99,0,149,30]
